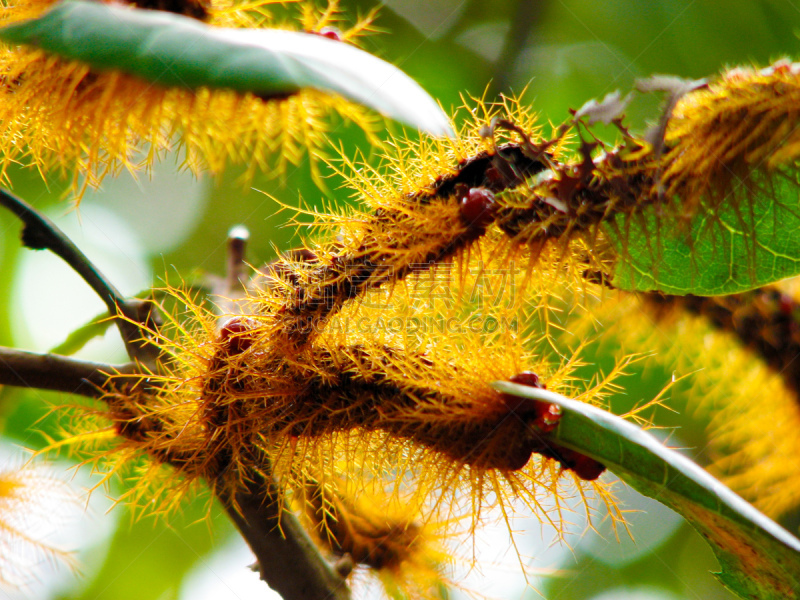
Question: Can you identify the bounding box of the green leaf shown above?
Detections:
[494,380,800,600]
[0,0,453,137]
[607,173,800,295]
[48,311,112,356]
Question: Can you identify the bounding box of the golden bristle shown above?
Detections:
[0,0,381,196]
[0,461,78,588]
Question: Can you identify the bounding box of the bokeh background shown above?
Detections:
[1,1,799,599]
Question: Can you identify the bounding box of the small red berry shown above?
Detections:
[502,371,560,430]
[509,371,546,389]
[566,452,606,481]
[539,403,562,432]
[459,187,496,231]
[218,317,256,354]
[539,446,606,481]
[778,293,795,316]
[317,27,342,41]
[502,371,605,478]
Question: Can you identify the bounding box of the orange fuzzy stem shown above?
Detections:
[646,287,800,395]
[262,146,546,340]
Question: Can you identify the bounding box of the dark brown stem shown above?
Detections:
[0,346,138,398]
[217,470,351,600]
[0,344,347,599]
[0,188,160,363]
[489,0,543,97]
[272,144,546,338]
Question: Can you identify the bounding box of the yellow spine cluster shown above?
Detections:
[297,475,455,599]
[580,282,800,518]
[664,60,800,205]
[0,462,77,588]
[50,95,684,593]
[488,60,800,282]
[0,0,381,195]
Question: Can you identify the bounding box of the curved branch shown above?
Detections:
[0,188,160,362]
[0,189,125,313]
[217,470,351,600]
[0,346,138,398]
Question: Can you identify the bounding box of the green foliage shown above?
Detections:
[609,178,800,295]
[48,313,112,355]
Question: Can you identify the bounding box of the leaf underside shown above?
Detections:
[494,381,800,600]
[0,0,453,137]
[608,170,800,295]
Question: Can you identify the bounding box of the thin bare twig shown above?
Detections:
[0,346,138,398]
[490,0,544,97]
[0,188,160,363]
[211,225,251,316]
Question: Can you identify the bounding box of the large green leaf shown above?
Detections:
[0,0,453,136]
[608,173,800,295]
[494,380,800,600]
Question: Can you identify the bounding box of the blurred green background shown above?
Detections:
[0,1,799,599]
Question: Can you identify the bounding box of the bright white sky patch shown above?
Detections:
[81,160,208,254]
[179,535,281,600]
[0,444,117,600]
